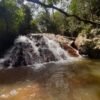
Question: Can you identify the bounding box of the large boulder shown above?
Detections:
[85,38,100,58]
[75,33,87,54]
[75,28,100,58]
[61,43,80,57]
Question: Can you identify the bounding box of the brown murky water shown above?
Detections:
[0,58,100,100]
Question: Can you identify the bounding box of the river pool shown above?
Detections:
[0,58,100,100]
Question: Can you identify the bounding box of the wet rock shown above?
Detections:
[1,34,80,67]
[71,41,78,50]
[61,43,80,57]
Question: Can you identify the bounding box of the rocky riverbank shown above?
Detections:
[75,28,100,59]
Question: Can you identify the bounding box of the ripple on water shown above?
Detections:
[0,59,100,100]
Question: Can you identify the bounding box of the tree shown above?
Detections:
[0,0,31,56]
[35,10,57,33]
[69,0,100,22]
[0,0,25,34]
[26,0,100,26]
[19,5,32,34]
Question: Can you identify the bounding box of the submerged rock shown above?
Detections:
[1,34,80,67]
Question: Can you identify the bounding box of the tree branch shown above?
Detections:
[27,0,100,26]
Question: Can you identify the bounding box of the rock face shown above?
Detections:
[75,28,100,58]
[61,43,79,57]
[1,34,80,67]
[85,38,100,59]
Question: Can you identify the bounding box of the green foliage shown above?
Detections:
[90,0,100,17]
[19,5,32,34]
[67,0,100,36]
[30,19,39,32]
[66,17,84,37]
[69,0,91,19]
[0,0,25,34]
[0,0,32,56]
[0,18,6,32]
[52,12,67,34]
[35,10,66,34]
[35,10,53,33]
[69,0,100,21]
[69,0,78,14]
[47,0,60,5]
[12,8,25,33]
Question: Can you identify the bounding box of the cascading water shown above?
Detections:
[0,34,80,67]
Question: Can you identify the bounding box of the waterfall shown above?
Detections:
[0,34,80,68]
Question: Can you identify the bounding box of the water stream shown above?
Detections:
[0,34,75,67]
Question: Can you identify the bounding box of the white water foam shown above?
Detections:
[0,34,81,69]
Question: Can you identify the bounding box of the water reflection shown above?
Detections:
[0,59,100,100]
